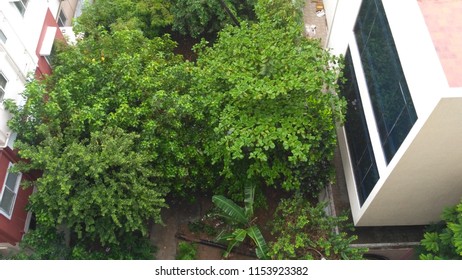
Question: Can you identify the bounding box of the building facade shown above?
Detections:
[0,0,83,246]
[325,0,462,227]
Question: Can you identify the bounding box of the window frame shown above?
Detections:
[57,9,67,27]
[353,0,417,164]
[11,0,29,17]
[0,72,7,101]
[0,163,22,219]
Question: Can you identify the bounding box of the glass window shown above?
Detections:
[354,0,417,163]
[0,73,7,99]
[0,29,6,44]
[57,10,67,27]
[341,49,380,205]
[13,0,29,16]
[0,164,22,218]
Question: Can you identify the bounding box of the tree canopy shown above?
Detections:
[76,0,173,38]
[6,0,347,259]
[192,0,344,195]
[76,0,256,39]
[5,28,205,255]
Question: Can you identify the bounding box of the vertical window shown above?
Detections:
[354,0,417,163]
[57,10,67,27]
[0,29,6,44]
[12,0,29,16]
[341,49,380,205]
[0,164,22,218]
[0,73,7,100]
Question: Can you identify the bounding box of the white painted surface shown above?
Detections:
[323,0,338,31]
[325,0,361,55]
[0,1,59,147]
[330,0,462,226]
[357,97,462,225]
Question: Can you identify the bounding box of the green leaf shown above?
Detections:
[212,195,248,225]
[232,228,248,242]
[223,238,242,259]
[247,225,268,259]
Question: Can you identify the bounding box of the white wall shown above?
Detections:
[323,0,338,31]
[325,0,362,55]
[357,97,462,226]
[0,1,53,146]
[332,0,461,226]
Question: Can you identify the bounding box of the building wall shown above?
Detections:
[358,97,462,225]
[325,0,362,56]
[59,0,81,26]
[0,148,33,244]
[329,0,462,226]
[35,10,65,78]
[0,0,62,244]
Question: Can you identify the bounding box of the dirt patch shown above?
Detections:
[150,188,289,260]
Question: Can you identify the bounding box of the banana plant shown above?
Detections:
[212,184,268,259]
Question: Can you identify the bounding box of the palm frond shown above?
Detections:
[247,225,268,259]
[223,238,242,259]
[231,228,247,242]
[212,195,248,225]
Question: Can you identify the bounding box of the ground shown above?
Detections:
[149,188,287,260]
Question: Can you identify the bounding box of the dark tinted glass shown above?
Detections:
[354,0,417,163]
[341,50,380,205]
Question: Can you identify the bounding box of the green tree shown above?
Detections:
[170,0,256,38]
[268,196,366,260]
[419,199,462,260]
[192,0,345,196]
[5,28,206,257]
[212,184,268,259]
[76,0,173,38]
[77,0,256,39]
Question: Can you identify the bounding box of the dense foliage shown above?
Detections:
[170,0,256,37]
[8,226,155,260]
[419,199,462,260]
[6,0,346,259]
[77,0,256,38]
[77,0,173,38]
[5,29,205,256]
[193,0,344,196]
[268,196,366,260]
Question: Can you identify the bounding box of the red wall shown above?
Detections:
[0,148,33,244]
[35,9,64,79]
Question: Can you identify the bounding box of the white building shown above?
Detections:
[324,0,462,227]
[0,0,83,245]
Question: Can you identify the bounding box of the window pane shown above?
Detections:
[14,0,27,16]
[5,172,19,190]
[0,74,6,89]
[0,188,15,215]
[58,10,67,27]
[341,49,380,205]
[354,0,417,164]
[0,30,6,44]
